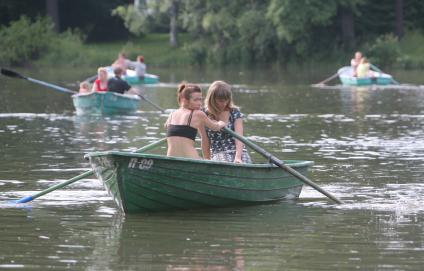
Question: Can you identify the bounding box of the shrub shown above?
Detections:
[365,34,400,68]
[0,16,85,67]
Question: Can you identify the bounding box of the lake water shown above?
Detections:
[1,67,424,270]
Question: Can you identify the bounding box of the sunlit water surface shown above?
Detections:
[0,67,424,270]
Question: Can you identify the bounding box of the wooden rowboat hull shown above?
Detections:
[338,66,393,86]
[72,91,141,115]
[85,151,314,213]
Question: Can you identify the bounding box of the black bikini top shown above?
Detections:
[166,110,197,141]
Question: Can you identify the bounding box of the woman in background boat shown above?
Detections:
[91,67,108,92]
[165,83,226,159]
[201,81,251,163]
[357,57,372,78]
[350,51,363,77]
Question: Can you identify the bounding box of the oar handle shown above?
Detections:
[222,127,343,204]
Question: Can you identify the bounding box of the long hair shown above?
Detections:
[177,83,202,105]
[205,81,237,120]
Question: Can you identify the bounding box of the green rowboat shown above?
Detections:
[85,151,314,213]
[338,66,394,86]
[72,91,141,115]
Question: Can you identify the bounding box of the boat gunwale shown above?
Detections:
[85,151,314,168]
[337,66,393,80]
[71,91,141,101]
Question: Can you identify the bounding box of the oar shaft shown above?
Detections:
[316,72,338,85]
[370,64,399,84]
[27,77,76,94]
[223,127,343,204]
[15,170,94,203]
[139,95,165,112]
[134,138,166,152]
[15,138,166,204]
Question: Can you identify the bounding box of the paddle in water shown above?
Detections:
[313,72,339,86]
[223,127,343,204]
[13,138,167,204]
[370,64,400,85]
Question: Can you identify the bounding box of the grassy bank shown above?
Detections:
[30,31,424,71]
[34,33,191,68]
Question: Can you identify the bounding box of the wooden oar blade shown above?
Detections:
[1,68,26,79]
[14,195,34,204]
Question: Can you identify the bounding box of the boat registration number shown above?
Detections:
[128,158,154,170]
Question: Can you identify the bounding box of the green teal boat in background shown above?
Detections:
[338,66,394,86]
[85,151,314,213]
[72,91,141,115]
[105,66,159,85]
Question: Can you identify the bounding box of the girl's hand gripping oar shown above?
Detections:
[222,127,343,204]
[13,138,167,204]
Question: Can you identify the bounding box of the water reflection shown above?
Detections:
[2,68,424,269]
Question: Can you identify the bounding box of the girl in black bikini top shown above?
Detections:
[166,110,197,141]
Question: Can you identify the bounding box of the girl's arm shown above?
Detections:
[164,113,172,128]
[91,80,98,91]
[233,118,244,163]
[199,126,211,160]
[199,111,226,131]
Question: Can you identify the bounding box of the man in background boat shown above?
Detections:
[107,67,135,94]
[350,51,363,77]
[128,55,146,81]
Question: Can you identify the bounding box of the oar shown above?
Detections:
[83,74,98,83]
[14,138,167,204]
[313,72,338,86]
[223,127,343,204]
[370,64,400,84]
[138,94,165,112]
[1,68,77,94]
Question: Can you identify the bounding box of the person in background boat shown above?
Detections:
[357,57,372,78]
[350,51,363,77]
[91,67,108,92]
[111,52,131,74]
[201,81,251,164]
[165,83,226,159]
[107,67,135,94]
[78,81,91,94]
[128,55,146,81]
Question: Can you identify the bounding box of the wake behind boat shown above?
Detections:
[338,66,394,86]
[72,91,141,115]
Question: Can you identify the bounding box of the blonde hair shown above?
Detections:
[177,82,202,105]
[80,81,90,89]
[97,67,107,74]
[205,81,237,120]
